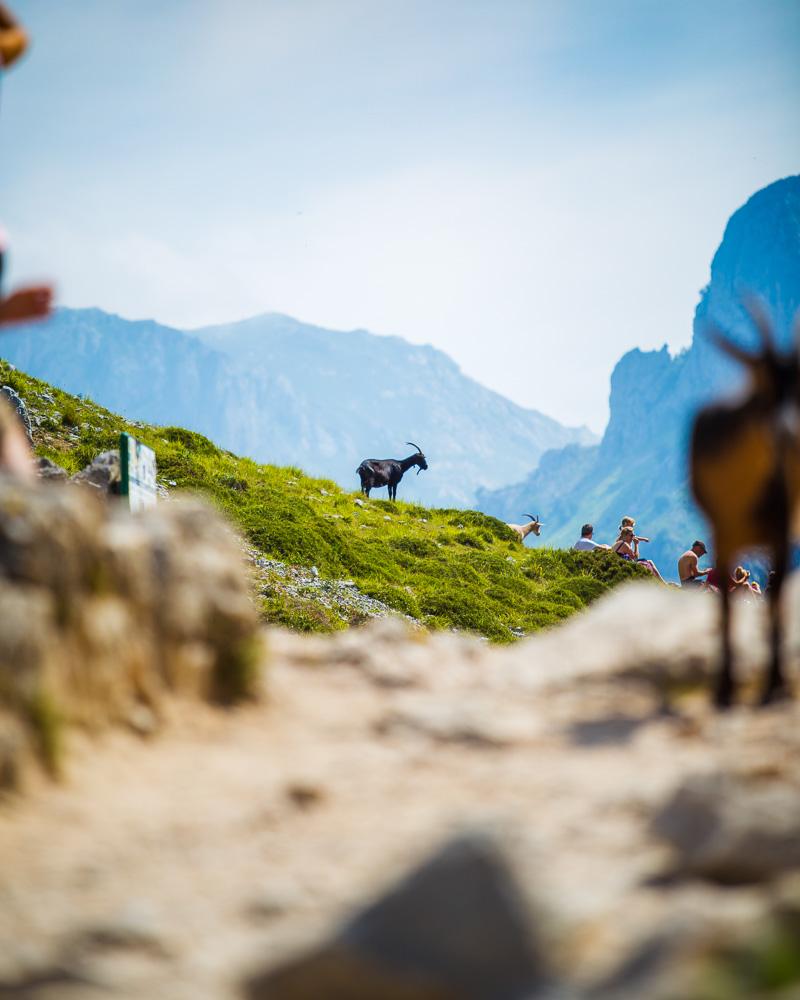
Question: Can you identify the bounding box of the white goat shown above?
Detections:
[507,513,543,543]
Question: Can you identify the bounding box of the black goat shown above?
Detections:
[356,442,428,500]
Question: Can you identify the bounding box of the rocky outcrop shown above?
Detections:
[478,175,800,574]
[0,384,32,440]
[69,448,122,493]
[0,475,263,789]
[34,456,68,482]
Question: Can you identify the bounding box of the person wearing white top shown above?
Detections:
[573,524,609,551]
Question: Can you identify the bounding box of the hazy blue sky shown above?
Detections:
[2,0,798,431]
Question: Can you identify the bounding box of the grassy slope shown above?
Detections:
[1,359,651,641]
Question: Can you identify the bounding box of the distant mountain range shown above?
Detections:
[0,307,594,508]
[477,175,800,576]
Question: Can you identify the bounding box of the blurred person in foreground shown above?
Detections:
[0,396,32,478]
[0,2,50,479]
[0,2,52,328]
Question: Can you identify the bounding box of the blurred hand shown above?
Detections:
[0,285,53,327]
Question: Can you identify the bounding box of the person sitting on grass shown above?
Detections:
[731,565,762,599]
[619,515,650,542]
[678,540,712,588]
[612,526,665,580]
[573,523,609,551]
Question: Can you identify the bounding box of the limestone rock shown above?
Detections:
[0,474,262,788]
[0,384,32,440]
[652,770,800,884]
[500,578,800,694]
[70,449,121,494]
[34,456,68,482]
[244,833,553,1000]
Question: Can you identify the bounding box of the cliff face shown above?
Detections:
[477,175,800,576]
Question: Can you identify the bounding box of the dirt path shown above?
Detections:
[1,601,798,999]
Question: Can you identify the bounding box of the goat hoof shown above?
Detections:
[759,683,791,707]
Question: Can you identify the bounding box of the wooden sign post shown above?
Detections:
[119,432,157,511]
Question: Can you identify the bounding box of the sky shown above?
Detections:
[1,0,798,433]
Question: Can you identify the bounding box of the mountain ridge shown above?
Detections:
[0,306,594,507]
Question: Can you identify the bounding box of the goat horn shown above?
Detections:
[743,296,777,354]
[708,325,757,368]
[406,441,422,453]
[524,513,536,521]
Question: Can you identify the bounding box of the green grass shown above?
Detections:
[1,360,652,641]
[690,919,800,998]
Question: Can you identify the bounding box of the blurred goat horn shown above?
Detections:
[709,326,757,368]
[406,441,422,453]
[743,296,777,354]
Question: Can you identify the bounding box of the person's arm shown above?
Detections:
[0,285,53,326]
[0,4,27,68]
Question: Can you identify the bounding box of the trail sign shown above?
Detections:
[120,432,157,511]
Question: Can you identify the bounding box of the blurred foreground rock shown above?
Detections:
[652,770,800,884]
[0,570,798,998]
[34,456,68,482]
[0,473,262,789]
[245,833,552,1000]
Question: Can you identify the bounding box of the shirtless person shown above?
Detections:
[678,540,711,588]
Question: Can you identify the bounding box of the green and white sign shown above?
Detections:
[120,432,157,512]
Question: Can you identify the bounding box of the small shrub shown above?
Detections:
[60,401,79,427]
[261,595,345,634]
[219,474,248,492]
[361,582,420,618]
[395,536,437,558]
[159,426,219,455]
[453,531,484,550]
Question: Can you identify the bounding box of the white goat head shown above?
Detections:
[507,513,543,543]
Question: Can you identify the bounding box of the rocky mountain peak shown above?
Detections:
[477,175,800,574]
